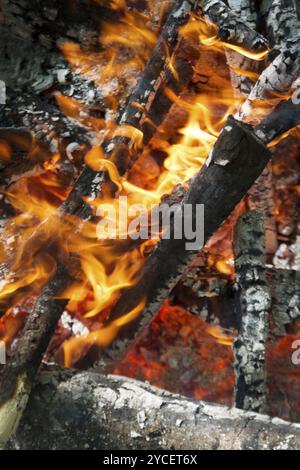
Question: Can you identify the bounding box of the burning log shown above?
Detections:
[233,210,270,414]
[222,2,277,255]
[238,42,300,122]
[98,99,300,370]
[202,0,268,53]
[1,0,300,449]
[8,371,300,450]
[61,0,199,214]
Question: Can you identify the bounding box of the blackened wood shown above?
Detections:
[224,0,262,96]
[264,0,300,52]
[10,371,300,450]
[254,99,300,144]
[247,164,278,256]
[266,268,300,335]
[96,116,271,371]
[202,0,268,52]
[233,210,270,413]
[238,43,300,122]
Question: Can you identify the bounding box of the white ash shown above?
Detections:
[57,69,69,84]
[66,142,80,161]
[60,311,89,337]
[106,143,115,153]
[173,1,191,19]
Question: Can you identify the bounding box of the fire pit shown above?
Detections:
[0,0,300,450]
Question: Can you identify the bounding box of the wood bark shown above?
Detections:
[8,371,300,450]
[223,1,277,255]
[233,210,270,414]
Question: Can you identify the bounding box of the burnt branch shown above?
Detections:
[8,371,300,450]
[233,210,270,414]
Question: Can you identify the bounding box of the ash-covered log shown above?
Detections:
[223,0,262,96]
[263,0,300,52]
[238,42,300,122]
[233,210,270,414]
[9,371,300,450]
[202,0,268,53]
[266,268,300,335]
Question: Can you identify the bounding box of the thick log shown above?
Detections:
[8,371,300,450]
[233,210,270,414]
[96,116,271,371]
[222,2,277,255]
[202,0,268,52]
[238,43,300,122]
[224,0,261,96]
[97,100,300,371]
[254,98,300,144]
[263,0,300,52]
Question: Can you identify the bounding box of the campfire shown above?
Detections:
[0,0,300,450]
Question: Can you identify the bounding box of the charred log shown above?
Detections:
[247,164,278,256]
[224,0,262,96]
[96,116,271,371]
[8,371,300,450]
[233,210,270,414]
[202,0,268,52]
[267,268,300,335]
[263,0,300,53]
[254,98,300,144]
[239,44,300,122]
